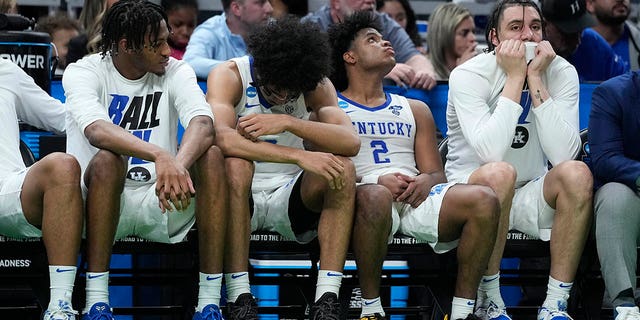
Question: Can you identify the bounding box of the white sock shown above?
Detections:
[48,266,76,309]
[84,271,109,313]
[197,272,222,312]
[542,276,571,311]
[451,296,475,320]
[315,270,342,301]
[224,272,251,303]
[361,297,385,317]
[478,273,505,309]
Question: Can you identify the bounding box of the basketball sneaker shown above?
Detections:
[538,307,573,320]
[43,300,78,320]
[227,293,258,320]
[615,306,640,320]
[193,304,224,320]
[81,302,114,320]
[309,292,340,320]
[475,301,511,320]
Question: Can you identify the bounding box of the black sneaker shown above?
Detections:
[309,292,340,320]
[227,293,258,320]
[360,313,387,320]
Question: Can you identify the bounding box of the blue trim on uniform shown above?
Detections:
[248,56,274,109]
[337,91,392,111]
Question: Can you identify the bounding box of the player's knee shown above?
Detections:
[356,184,393,224]
[337,156,356,184]
[88,150,126,182]
[225,157,254,192]
[42,152,81,184]
[477,161,516,189]
[555,160,593,200]
[201,145,225,165]
[468,186,500,227]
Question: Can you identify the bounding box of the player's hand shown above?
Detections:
[297,151,346,190]
[154,153,195,213]
[395,173,429,208]
[495,39,527,79]
[378,173,410,199]
[527,40,555,78]
[237,113,289,142]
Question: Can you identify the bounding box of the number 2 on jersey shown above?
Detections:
[371,140,390,164]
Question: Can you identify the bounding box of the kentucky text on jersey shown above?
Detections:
[352,121,413,137]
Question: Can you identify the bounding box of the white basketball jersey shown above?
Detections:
[339,92,419,177]
[231,56,310,189]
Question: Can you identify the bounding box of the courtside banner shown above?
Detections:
[0,31,52,93]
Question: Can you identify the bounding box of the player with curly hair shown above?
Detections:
[207,16,359,320]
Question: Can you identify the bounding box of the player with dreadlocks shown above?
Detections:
[207,16,359,320]
[62,1,228,319]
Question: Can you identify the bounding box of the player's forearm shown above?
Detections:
[216,127,307,164]
[286,117,360,156]
[526,75,551,108]
[176,116,215,169]
[85,120,171,162]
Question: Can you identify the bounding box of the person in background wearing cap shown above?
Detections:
[445,0,593,319]
[586,0,640,71]
[542,0,625,81]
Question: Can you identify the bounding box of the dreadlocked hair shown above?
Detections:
[327,11,382,92]
[484,0,544,52]
[247,15,332,94]
[100,0,169,57]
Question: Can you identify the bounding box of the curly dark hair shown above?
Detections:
[101,0,168,56]
[485,0,545,52]
[328,11,382,92]
[247,15,332,94]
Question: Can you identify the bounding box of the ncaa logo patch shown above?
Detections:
[338,100,349,109]
[511,125,529,149]
[127,167,151,182]
[246,86,257,98]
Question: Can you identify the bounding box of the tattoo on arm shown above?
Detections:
[534,89,544,104]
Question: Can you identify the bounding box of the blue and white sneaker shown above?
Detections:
[82,302,114,320]
[537,307,573,320]
[43,300,78,320]
[615,306,640,320]
[193,304,224,320]
[475,301,511,320]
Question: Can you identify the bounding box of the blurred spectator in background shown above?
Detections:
[271,0,308,19]
[183,0,273,79]
[542,0,625,82]
[587,0,640,71]
[35,13,81,75]
[426,3,477,80]
[161,0,198,60]
[0,0,17,14]
[377,0,425,53]
[303,0,437,90]
[66,0,119,65]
